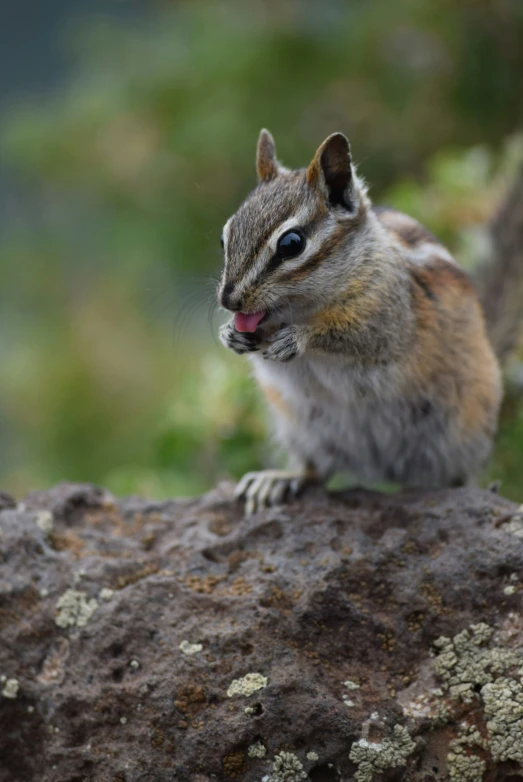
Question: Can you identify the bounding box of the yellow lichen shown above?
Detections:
[447,725,486,781]
[482,678,523,763]
[434,622,523,768]
[247,741,266,758]
[55,589,98,628]
[2,678,19,699]
[433,623,520,703]
[349,725,416,782]
[227,672,268,697]
[35,510,54,535]
[179,640,203,656]
[264,751,307,781]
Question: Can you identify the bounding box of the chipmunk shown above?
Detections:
[218,129,506,515]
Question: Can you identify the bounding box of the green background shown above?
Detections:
[1,0,523,500]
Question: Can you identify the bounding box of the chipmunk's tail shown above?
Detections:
[478,166,523,364]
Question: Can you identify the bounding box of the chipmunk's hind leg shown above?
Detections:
[235,463,319,516]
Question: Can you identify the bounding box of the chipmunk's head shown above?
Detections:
[218,129,372,333]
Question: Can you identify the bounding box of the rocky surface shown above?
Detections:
[1,482,523,782]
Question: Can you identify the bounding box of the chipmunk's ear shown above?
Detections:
[307,133,358,211]
[256,129,281,182]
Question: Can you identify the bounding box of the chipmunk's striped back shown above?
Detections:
[373,206,456,266]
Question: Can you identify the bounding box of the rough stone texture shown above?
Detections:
[1,482,523,782]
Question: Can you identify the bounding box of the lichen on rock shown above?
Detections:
[226,672,268,697]
[1,678,19,699]
[247,741,266,758]
[349,724,416,782]
[55,589,98,628]
[482,677,523,762]
[433,620,523,771]
[262,751,307,782]
[433,622,521,703]
[447,748,486,782]
[179,639,203,655]
[35,510,54,535]
[447,725,487,781]
[2,481,523,780]
[504,506,523,538]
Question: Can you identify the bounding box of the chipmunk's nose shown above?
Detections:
[220,282,242,312]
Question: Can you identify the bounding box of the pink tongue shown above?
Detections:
[234,311,265,333]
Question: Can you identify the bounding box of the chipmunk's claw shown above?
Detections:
[262,325,300,362]
[234,469,310,516]
[219,322,261,355]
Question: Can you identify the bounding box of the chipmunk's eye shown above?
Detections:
[220,233,224,249]
[276,230,305,259]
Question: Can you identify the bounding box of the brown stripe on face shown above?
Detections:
[226,170,310,272]
[245,202,295,266]
[277,249,325,283]
[248,209,331,287]
[277,221,350,284]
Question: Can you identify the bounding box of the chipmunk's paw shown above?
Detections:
[219,321,261,355]
[235,469,310,516]
[262,325,302,362]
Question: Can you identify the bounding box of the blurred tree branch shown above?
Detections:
[479,166,523,363]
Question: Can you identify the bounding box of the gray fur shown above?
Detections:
[252,355,492,488]
[218,134,502,497]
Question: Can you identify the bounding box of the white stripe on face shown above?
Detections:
[235,207,341,294]
[237,216,337,295]
[240,205,313,285]
[266,210,311,254]
[270,219,340,277]
[221,218,232,260]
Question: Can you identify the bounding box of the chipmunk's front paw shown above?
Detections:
[219,321,261,355]
[262,325,303,362]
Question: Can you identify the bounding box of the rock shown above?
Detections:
[1,481,523,781]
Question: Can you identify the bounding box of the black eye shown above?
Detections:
[276,230,305,259]
[220,233,224,249]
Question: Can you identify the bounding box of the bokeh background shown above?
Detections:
[1,0,523,501]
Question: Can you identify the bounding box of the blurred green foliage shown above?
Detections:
[1,0,522,500]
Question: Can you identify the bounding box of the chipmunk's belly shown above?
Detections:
[252,354,490,487]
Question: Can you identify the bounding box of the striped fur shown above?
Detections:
[218,132,502,491]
